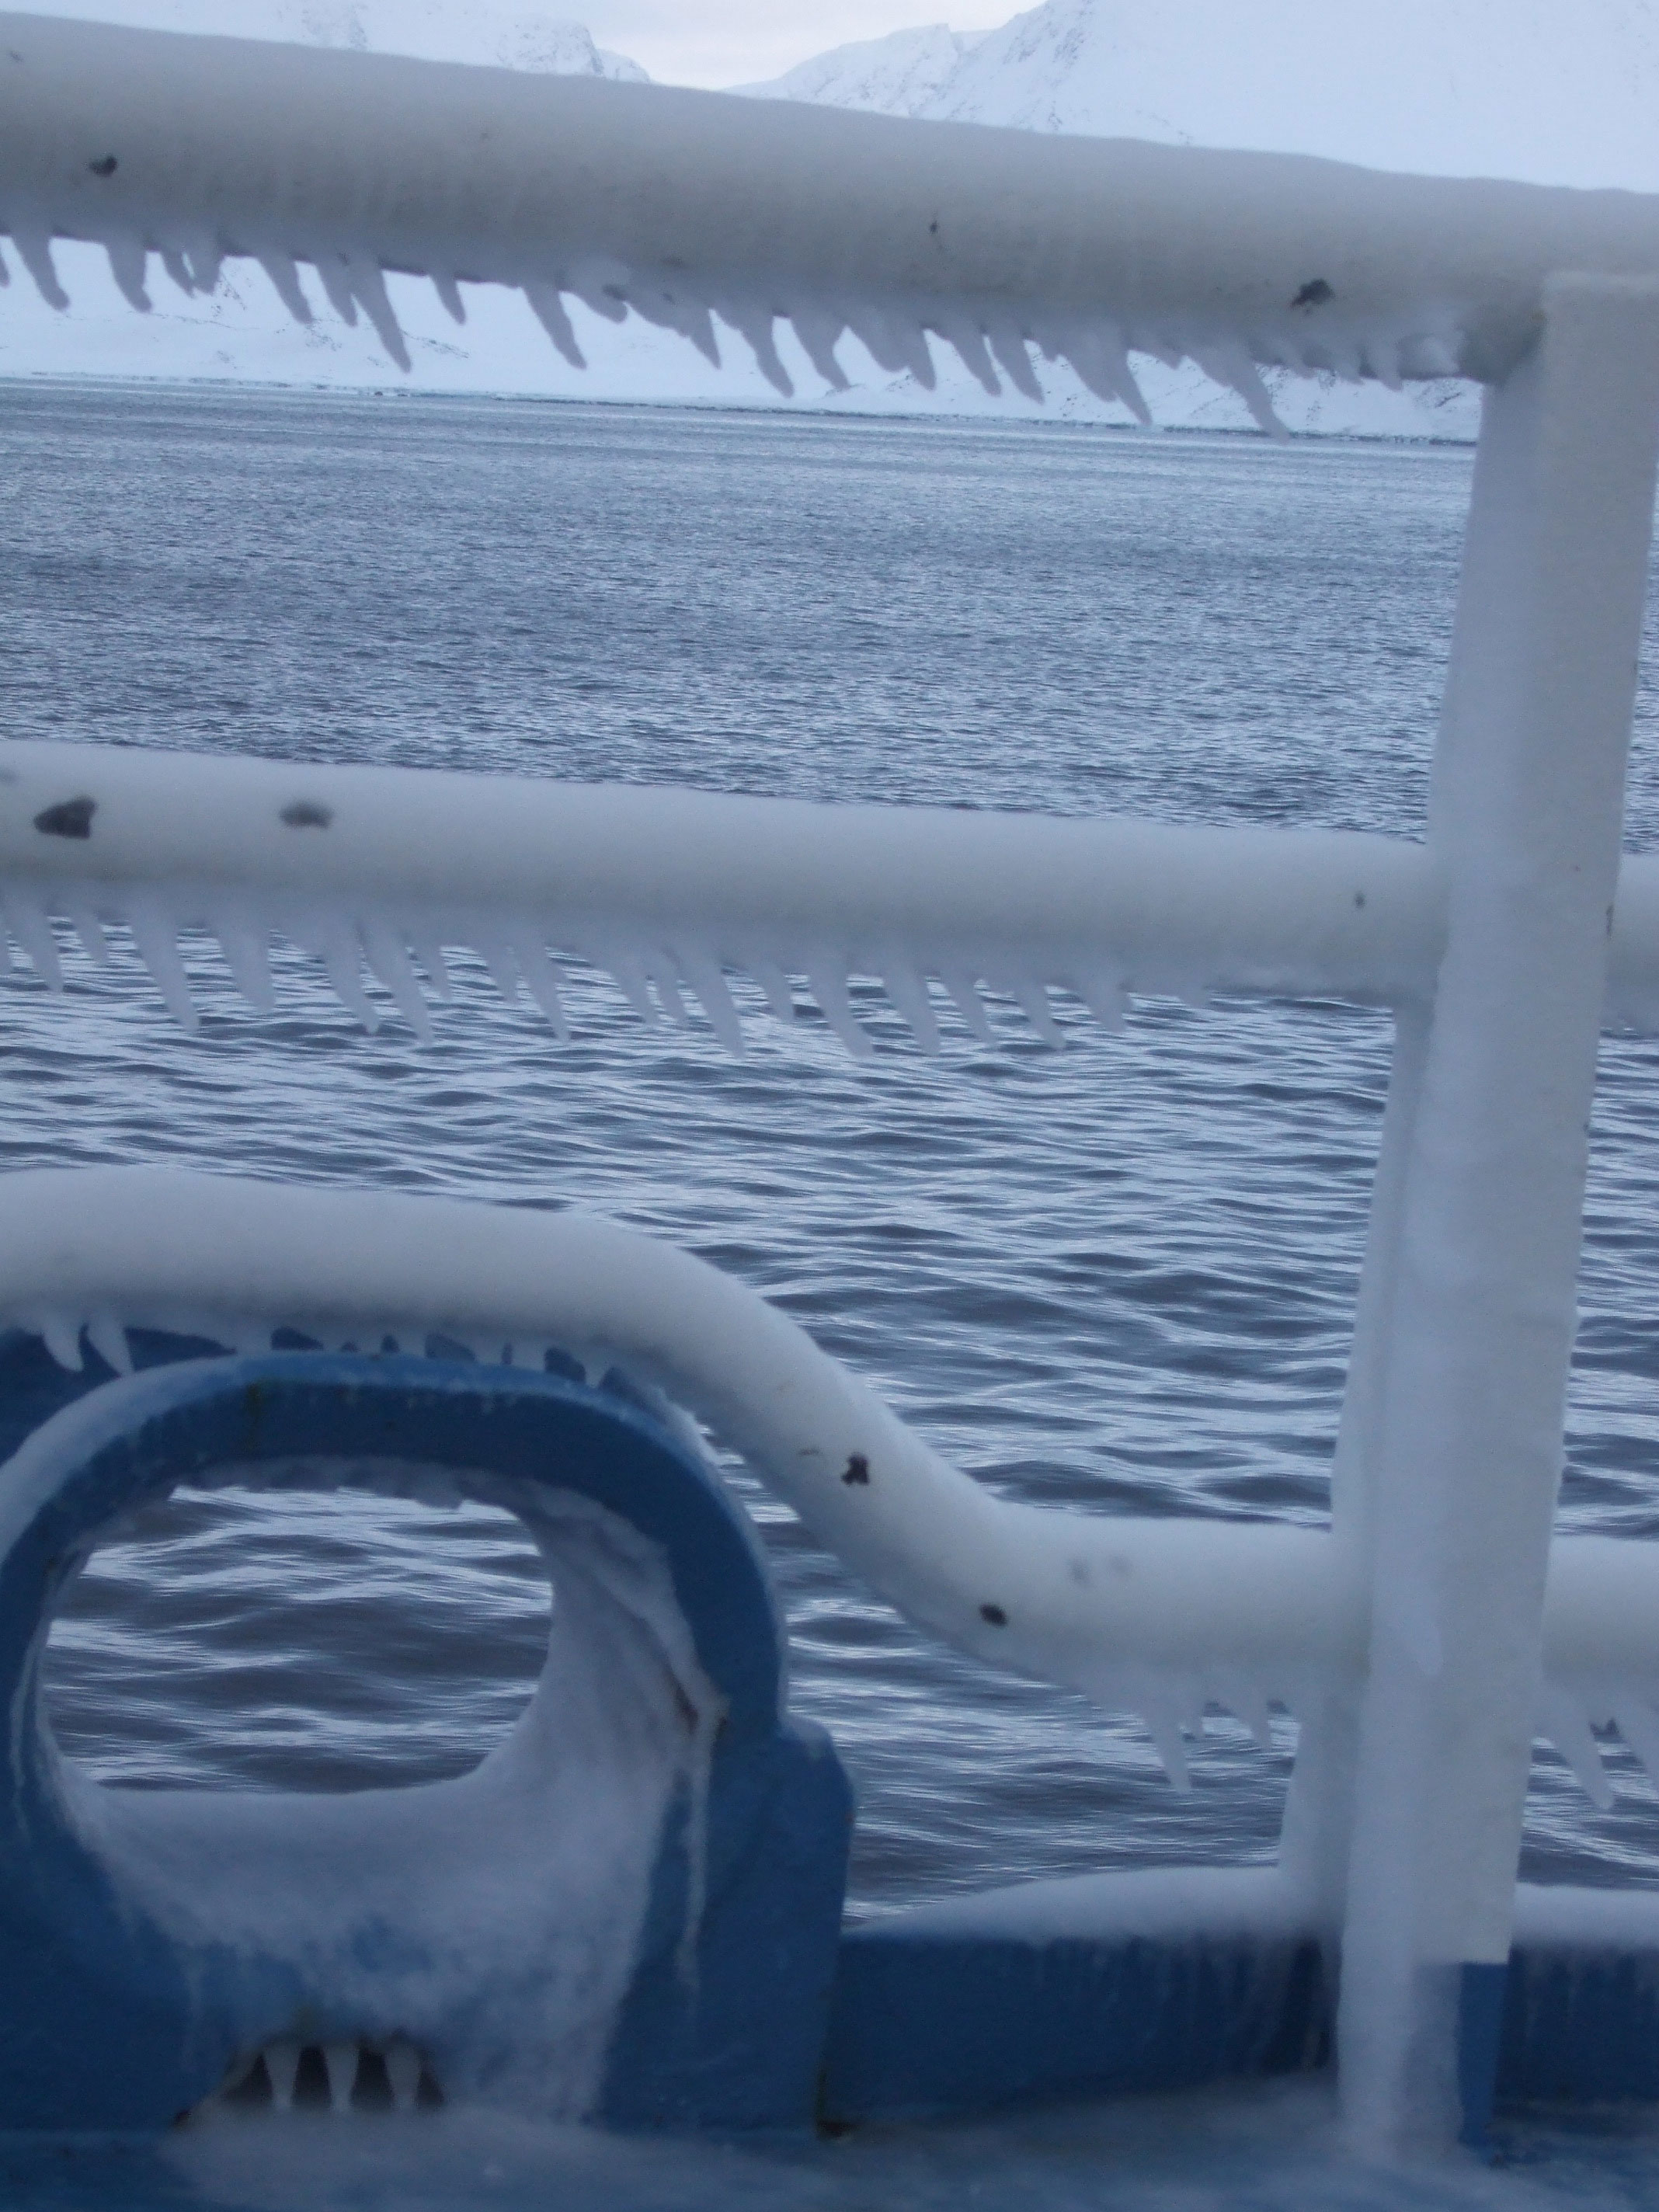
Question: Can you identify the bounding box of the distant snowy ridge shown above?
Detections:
[732,25,976,117]
[740,0,1659,197]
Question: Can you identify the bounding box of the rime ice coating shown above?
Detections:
[7,12,1659,431]
[0,1163,1653,1800]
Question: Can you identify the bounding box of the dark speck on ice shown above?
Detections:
[280,800,333,829]
[33,795,96,839]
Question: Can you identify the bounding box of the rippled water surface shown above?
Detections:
[5,384,1659,2203]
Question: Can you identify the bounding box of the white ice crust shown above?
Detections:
[5,740,1659,1052]
[0,1163,1653,1802]
[7,12,1659,426]
[52,1456,717,2113]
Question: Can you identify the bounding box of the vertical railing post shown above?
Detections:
[1330,276,1659,2145]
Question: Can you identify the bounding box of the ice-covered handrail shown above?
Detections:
[0,1163,1650,1798]
[7,14,1659,427]
[0,739,1440,1050]
[5,740,1659,1050]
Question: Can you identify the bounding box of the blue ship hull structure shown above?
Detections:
[0,1330,1647,2143]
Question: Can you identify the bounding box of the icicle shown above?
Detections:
[256,249,314,324]
[721,300,793,397]
[642,954,694,1028]
[806,964,873,1059]
[1229,1686,1275,1753]
[10,224,68,310]
[632,283,719,367]
[673,948,745,1056]
[524,282,585,368]
[182,233,223,294]
[1190,339,1288,439]
[471,931,524,1010]
[433,271,465,324]
[159,245,194,297]
[993,970,1065,1046]
[1066,322,1151,425]
[313,252,359,326]
[1142,1699,1193,1792]
[880,961,941,1054]
[748,960,797,1025]
[315,921,381,1029]
[345,255,410,371]
[103,235,151,313]
[986,325,1042,403]
[85,1314,133,1376]
[878,310,936,389]
[61,896,113,968]
[1070,972,1127,1032]
[406,927,454,1001]
[600,949,663,1030]
[787,304,851,391]
[209,909,276,1014]
[933,313,1000,396]
[937,965,995,1043]
[1402,332,1462,379]
[4,892,64,990]
[1175,1687,1209,1741]
[40,1312,84,1372]
[124,902,198,1031]
[1539,1683,1615,1810]
[506,931,571,1040]
[1362,334,1405,391]
[359,917,434,1040]
[1128,322,1183,371]
[842,300,909,377]
[1611,1693,1659,1787]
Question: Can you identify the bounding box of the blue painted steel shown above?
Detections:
[1457,1960,1508,2148]
[821,1922,1329,2123]
[0,1350,850,2134]
[1497,1943,1659,2109]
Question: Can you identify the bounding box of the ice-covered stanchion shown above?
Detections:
[0,1351,850,2130]
[1334,276,1659,2148]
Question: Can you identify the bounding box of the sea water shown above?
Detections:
[5,382,1659,2208]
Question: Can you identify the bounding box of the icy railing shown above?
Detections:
[3,1164,1654,1810]
[12,9,1659,2139]
[5,737,1659,1049]
[7,11,1659,430]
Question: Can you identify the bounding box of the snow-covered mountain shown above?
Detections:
[25,0,1659,435]
[735,26,977,118]
[741,0,1659,195]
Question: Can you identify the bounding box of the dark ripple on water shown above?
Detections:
[5,383,1659,1910]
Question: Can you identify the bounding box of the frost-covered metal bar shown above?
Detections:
[1335,276,1659,2144]
[7,12,1659,421]
[0,739,1437,1046]
[6,740,1659,1050]
[0,1163,1652,1797]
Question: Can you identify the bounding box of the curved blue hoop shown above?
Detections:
[0,1351,851,2133]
